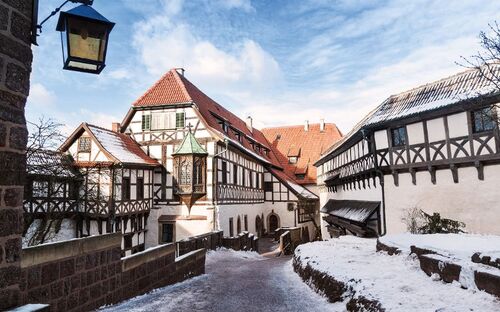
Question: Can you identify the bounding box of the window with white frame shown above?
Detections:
[149,112,185,130]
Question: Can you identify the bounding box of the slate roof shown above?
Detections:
[27,150,78,178]
[366,65,500,126]
[262,124,343,185]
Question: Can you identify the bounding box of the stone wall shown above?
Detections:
[18,233,206,311]
[176,230,222,256]
[221,232,258,251]
[0,0,33,310]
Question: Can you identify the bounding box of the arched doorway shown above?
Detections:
[267,213,280,233]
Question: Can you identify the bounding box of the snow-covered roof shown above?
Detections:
[86,124,158,165]
[321,199,380,223]
[366,65,500,126]
[26,149,78,178]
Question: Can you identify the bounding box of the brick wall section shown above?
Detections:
[19,233,207,311]
[0,0,33,310]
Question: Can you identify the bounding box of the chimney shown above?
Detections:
[112,122,121,132]
[304,120,309,131]
[246,116,253,132]
[320,119,325,132]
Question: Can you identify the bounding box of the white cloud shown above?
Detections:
[214,0,255,12]
[107,68,131,80]
[27,83,57,108]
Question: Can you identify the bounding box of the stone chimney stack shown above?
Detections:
[320,119,325,132]
[246,116,253,132]
[112,122,121,132]
[304,120,309,131]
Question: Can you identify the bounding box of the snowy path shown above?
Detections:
[100,248,343,312]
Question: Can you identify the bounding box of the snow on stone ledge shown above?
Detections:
[295,237,500,311]
[379,233,500,260]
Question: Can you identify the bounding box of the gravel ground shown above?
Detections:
[99,248,342,312]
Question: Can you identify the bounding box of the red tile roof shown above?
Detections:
[131,69,283,167]
[261,124,343,185]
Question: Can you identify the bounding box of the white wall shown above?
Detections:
[385,165,500,235]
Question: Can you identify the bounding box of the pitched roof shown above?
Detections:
[131,69,283,167]
[261,123,343,185]
[269,168,317,200]
[173,131,208,155]
[59,123,158,166]
[27,149,78,178]
[366,65,500,126]
[316,65,500,166]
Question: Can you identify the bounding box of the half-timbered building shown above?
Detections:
[315,65,500,238]
[59,123,158,256]
[58,68,341,250]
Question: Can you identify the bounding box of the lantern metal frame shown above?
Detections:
[31,0,114,75]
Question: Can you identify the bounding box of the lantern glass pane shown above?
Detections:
[67,17,107,62]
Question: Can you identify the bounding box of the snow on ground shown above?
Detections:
[379,233,500,259]
[295,236,500,312]
[100,249,342,312]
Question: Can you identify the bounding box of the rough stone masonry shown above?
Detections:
[0,0,33,310]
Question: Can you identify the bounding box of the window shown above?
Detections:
[221,161,227,184]
[237,216,241,234]
[256,173,260,189]
[217,119,228,133]
[124,235,132,249]
[136,177,144,200]
[264,182,273,192]
[244,215,248,231]
[249,171,253,188]
[179,159,191,185]
[33,180,48,197]
[288,156,298,164]
[241,168,246,187]
[115,217,122,232]
[151,112,177,130]
[472,107,497,133]
[142,114,151,131]
[160,223,174,243]
[193,159,204,185]
[235,131,242,143]
[138,215,143,231]
[122,177,131,200]
[78,137,91,152]
[391,126,407,147]
[233,165,238,185]
[229,218,234,237]
[298,201,315,223]
[176,112,185,128]
[296,174,305,180]
[263,148,269,156]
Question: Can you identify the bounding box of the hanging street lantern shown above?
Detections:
[55,4,115,74]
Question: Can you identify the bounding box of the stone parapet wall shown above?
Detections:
[221,232,258,251]
[18,233,207,311]
[176,231,222,256]
[0,0,33,309]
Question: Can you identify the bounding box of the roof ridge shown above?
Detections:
[261,123,338,130]
[386,64,497,101]
[171,69,194,103]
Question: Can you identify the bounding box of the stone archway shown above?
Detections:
[267,212,280,233]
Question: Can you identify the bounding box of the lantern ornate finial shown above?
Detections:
[172,130,208,213]
[56,4,115,74]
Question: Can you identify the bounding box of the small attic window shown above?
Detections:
[295,174,305,180]
[288,156,298,164]
[263,149,269,156]
[217,119,228,133]
[78,137,91,152]
[234,130,242,143]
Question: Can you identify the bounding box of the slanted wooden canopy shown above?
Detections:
[321,199,380,237]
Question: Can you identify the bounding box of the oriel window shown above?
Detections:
[391,126,407,147]
[472,106,498,133]
[179,160,191,185]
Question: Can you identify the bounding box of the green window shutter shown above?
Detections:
[142,114,151,131]
[176,112,185,128]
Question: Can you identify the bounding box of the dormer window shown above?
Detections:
[288,156,298,164]
[296,174,305,180]
[235,131,242,143]
[217,119,228,133]
[263,149,269,156]
[78,137,91,152]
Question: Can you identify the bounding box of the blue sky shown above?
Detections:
[27,0,500,134]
